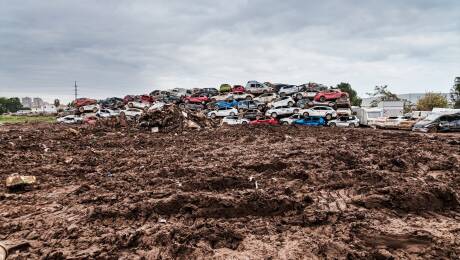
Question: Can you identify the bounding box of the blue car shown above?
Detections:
[212,100,238,109]
[293,116,326,126]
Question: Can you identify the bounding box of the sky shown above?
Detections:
[1,0,459,103]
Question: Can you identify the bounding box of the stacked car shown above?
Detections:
[57,81,355,128]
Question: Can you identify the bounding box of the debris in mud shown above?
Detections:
[138,104,219,132]
[5,175,36,190]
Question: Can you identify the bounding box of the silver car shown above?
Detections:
[328,116,360,128]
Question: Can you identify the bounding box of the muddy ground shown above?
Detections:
[0,123,459,259]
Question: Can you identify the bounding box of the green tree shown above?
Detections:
[366,85,399,107]
[416,93,448,111]
[54,99,60,107]
[0,97,23,114]
[336,82,362,106]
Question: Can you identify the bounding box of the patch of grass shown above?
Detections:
[0,115,56,124]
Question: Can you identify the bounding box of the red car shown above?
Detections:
[74,98,97,107]
[232,85,245,93]
[184,94,210,104]
[314,90,348,102]
[249,117,278,126]
[84,116,98,125]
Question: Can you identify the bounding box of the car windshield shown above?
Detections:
[421,114,441,122]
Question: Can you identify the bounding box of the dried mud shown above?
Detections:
[0,123,459,259]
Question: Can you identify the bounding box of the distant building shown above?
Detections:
[21,97,32,108]
[32,97,44,108]
[31,104,57,114]
[377,100,406,117]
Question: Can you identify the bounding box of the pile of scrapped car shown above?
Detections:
[56,80,460,132]
[57,81,358,130]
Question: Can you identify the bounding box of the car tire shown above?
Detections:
[246,96,253,100]
[271,112,277,118]
[303,112,309,117]
[242,121,248,125]
[319,96,326,102]
[330,123,336,127]
[349,123,356,128]
[282,121,289,125]
[326,114,332,120]
[79,107,85,113]
[280,92,286,97]
[257,105,264,110]
[296,94,303,100]
[230,112,235,116]
[211,113,216,118]
[92,107,98,113]
[238,108,244,113]
[293,109,299,114]
[185,100,190,104]
[288,101,294,107]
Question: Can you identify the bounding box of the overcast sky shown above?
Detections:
[1,0,459,103]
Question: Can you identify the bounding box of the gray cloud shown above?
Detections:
[1,0,459,103]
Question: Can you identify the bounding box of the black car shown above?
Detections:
[243,109,263,120]
[413,113,460,133]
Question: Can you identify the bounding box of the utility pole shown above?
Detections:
[74,81,78,101]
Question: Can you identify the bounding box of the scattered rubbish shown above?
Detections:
[158,218,167,224]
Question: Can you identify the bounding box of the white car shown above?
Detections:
[278,85,301,96]
[245,81,273,94]
[231,93,254,101]
[127,101,151,111]
[207,107,238,118]
[78,104,99,113]
[301,106,337,120]
[279,114,303,125]
[265,106,300,118]
[148,101,166,111]
[120,108,143,119]
[253,93,278,103]
[57,115,83,124]
[96,109,120,118]
[269,96,296,107]
[336,108,352,116]
[222,116,250,125]
[293,91,317,100]
[328,116,360,128]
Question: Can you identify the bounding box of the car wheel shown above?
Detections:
[325,114,332,120]
[330,123,336,127]
[238,108,244,113]
[242,121,248,125]
[319,96,326,102]
[92,107,98,113]
[179,103,185,109]
[428,127,438,133]
[263,90,268,93]
[293,109,299,114]
[282,121,289,125]
[79,107,85,113]
[288,101,294,107]
[230,112,235,116]
[271,112,277,118]
[296,94,303,100]
[280,92,286,97]
[128,103,134,108]
[257,105,264,110]
[211,113,216,118]
[349,123,356,128]
[246,96,253,100]
[303,112,309,117]
[328,102,335,107]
